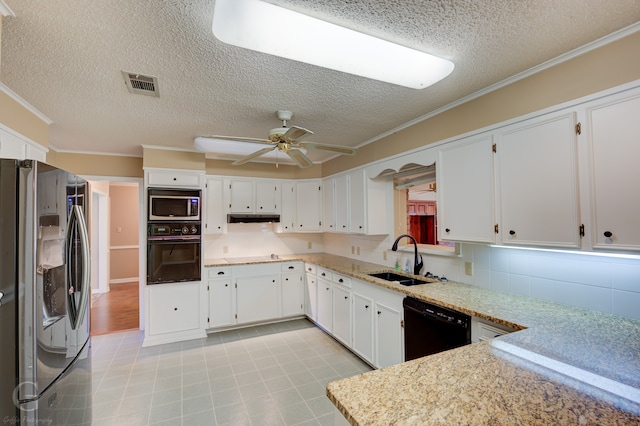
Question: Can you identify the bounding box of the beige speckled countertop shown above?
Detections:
[205,253,640,424]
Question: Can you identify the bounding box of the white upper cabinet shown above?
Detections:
[256,180,280,213]
[0,127,47,162]
[329,169,391,235]
[146,169,203,188]
[322,177,336,232]
[280,181,296,232]
[229,179,280,213]
[204,177,226,234]
[586,89,640,251]
[295,180,322,232]
[496,111,580,248]
[438,135,496,243]
[335,174,349,233]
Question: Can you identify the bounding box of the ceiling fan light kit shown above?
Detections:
[195,110,356,168]
[212,0,454,89]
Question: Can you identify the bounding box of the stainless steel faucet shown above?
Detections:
[391,234,424,275]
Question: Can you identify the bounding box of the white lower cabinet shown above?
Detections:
[352,292,374,365]
[374,300,403,368]
[145,282,204,346]
[305,266,318,321]
[207,267,235,328]
[352,279,404,368]
[281,263,304,317]
[236,274,280,324]
[316,275,333,332]
[332,284,352,347]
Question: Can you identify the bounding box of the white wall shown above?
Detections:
[322,234,640,322]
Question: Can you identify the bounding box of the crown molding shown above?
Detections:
[0,82,53,124]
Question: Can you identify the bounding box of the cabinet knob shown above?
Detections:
[174,307,178,311]
[338,279,343,283]
[217,226,221,229]
[272,279,276,283]
[377,311,382,315]
[321,273,326,277]
[445,228,450,233]
[173,177,177,181]
[365,305,369,309]
[246,206,250,209]
[359,225,363,229]
[225,284,228,287]
[259,206,263,209]
[509,230,516,236]
[604,231,613,238]
[326,287,330,290]
[344,296,348,300]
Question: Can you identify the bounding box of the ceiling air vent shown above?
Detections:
[122,71,160,97]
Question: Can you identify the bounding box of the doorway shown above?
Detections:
[88,180,142,335]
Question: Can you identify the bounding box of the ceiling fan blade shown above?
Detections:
[282,126,313,142]
[287,149,314,168]
[300,142,356,156]
[197,135,273,144]
[231,147,277,165]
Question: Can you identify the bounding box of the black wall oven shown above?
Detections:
[147,222,201,284]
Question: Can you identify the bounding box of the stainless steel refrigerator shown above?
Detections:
[0,159,91,425]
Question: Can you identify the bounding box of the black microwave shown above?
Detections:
[148,189,200,221]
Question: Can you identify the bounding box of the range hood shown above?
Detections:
[227,213,280,223]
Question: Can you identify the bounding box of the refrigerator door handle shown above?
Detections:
[65,205,91,330]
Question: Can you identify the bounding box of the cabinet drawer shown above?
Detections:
[281,262,303,272]
[317,267,333,281]
[332,272,351,287]
[208,267,232,278]
[305,263,317,275]
[147,171,201,188]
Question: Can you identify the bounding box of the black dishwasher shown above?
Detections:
[403,297,471,361]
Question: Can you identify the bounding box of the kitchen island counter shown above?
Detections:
[205,253,640,424]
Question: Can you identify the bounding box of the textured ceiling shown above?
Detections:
[1,1,639,165]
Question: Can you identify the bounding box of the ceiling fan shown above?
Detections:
[194,110,356,168]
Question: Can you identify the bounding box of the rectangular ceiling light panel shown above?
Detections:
[212,0,454,89]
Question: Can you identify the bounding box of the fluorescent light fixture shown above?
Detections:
[489,244,640,260]
[212,0,454,89]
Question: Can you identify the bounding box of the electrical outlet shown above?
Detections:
[351,246,355,254]
[465,262,473,276]
[383,251,387,261]
[223,246,229,254]
[307,241,312,249]
[356,246,360,255]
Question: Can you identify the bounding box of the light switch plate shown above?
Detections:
[465,262,473,276]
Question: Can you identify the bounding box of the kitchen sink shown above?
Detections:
[367,271,430,286]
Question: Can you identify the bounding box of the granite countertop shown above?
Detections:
[205,253,640,424]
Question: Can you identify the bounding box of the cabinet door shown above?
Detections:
[280,182,296,232]
[332,285,352,347]
[147,170,201,188]
[295,180,322,232]
[316,278,333,331]
[255,181,280,213]
[348,170,366,233]
[204,178,226,234]
[209,278,235,327]
[335,174,349,232]
[236,275,280,324]
[230,180,254,213]
[587,92,640,250]
[438,135,495,243]
[148,282,200,336]
[282,272,304,317]
[497,111,580,248]
[375,301,403,368]
[305,272,318,321]
[352,293,374,365]
[322,178,336,232]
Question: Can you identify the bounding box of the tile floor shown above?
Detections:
[90,319,372,425]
